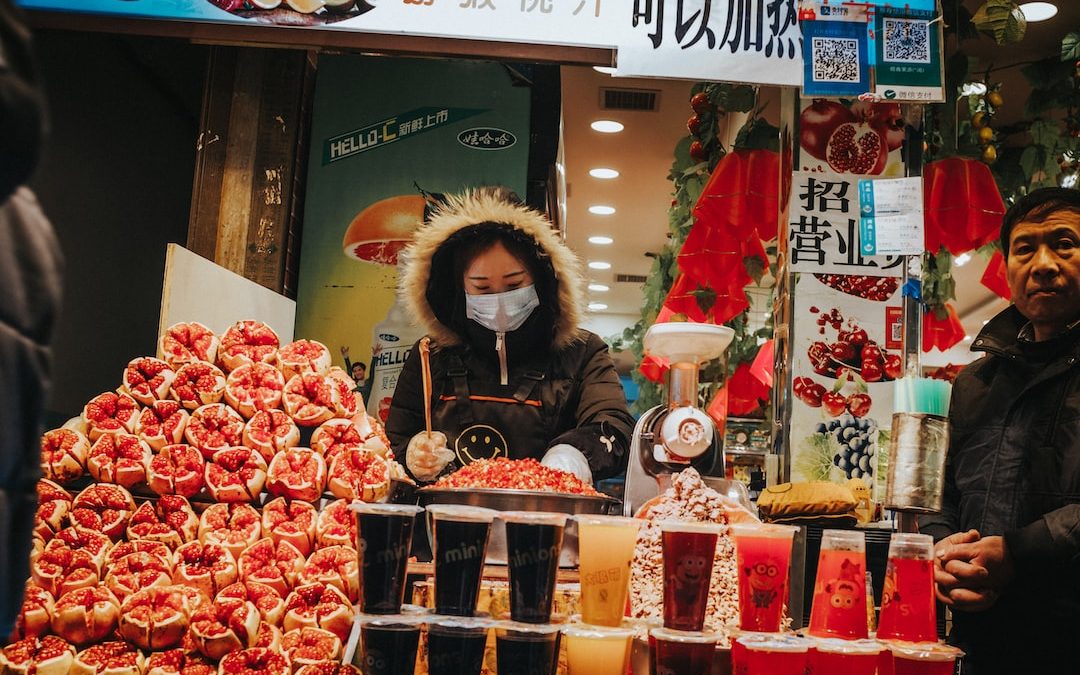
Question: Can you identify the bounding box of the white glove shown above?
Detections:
[406,431,455,482]
[541,444,593,484]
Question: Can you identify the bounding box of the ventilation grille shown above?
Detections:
[616,273,649,284]
[600,87,660,111]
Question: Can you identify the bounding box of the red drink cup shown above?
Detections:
[649,627,719,675]
[730,523,797,633]
[889,642,964,675]
[877,533,938,642]
[732,633,811,675]
[807,638,881,675]
[808,529,868,639]
[660,520,721,631]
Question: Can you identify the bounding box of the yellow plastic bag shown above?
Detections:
[757,481,857,519]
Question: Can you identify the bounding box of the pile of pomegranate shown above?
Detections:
[3,320,408,675]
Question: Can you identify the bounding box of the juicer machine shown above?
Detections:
[623,323,735,516]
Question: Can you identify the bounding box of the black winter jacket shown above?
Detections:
[919,306,1080,673]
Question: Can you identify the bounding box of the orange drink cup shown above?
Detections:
[808,638,881,675]
[808,529,868,639]
[729,523,797,633]
[889,642,964,675]
[877,533,937,642]
[660,520,721,631]
[563,624,635,675]
[649,627,720,675]
[732,633,811,675]
[575,515,643,627]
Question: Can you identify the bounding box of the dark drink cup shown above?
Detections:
[649,627,719,675]
[356,615,422,675]
[807,529,868,639]
[877,533,938,643]
[730,522,797,633]
[427,616,491,675]
[495,622,561,675]
[428,505,497,617]
[732,633,811,675]
[350,503,423,614]
[502,511,567,624]
[808,638,882,675]
[659,520,721,631]
[889,642,964,675]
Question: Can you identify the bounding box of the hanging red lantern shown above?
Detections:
[727,361,771,416]
[661,274,710,323]
[639,354,668,384]
[694,149,781,241]
[922,303,967,353]
[923,157,1006,255]
[677,221,752,294]
[980,249,1011,300]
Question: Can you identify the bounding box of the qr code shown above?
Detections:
[883,17,930,64]
[812,37,861,83]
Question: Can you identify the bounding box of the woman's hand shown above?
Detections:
[541,444,592,483]
[406,430,455,482]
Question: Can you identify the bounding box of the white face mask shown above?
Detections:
[464,285,540,333]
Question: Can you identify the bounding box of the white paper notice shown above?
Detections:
[857,177,924,256]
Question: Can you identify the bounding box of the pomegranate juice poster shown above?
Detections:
[295,55,529,413]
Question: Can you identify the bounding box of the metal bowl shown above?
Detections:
[416,487,620,567]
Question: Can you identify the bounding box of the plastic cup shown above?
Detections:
[502,511,568,623]
[426,615,492,675]
[732,633,811,675]
[575,514,643,627]
[729,522,797,633]
[889,642,964,675]
[659,520,721,631]
[807,638,882,675]
[350,503,423,614]
[649,627,720,675]
[877,533,937,643]
[428,505,497,617]
[807,529,868,639]
[356,614,422,675]
[562,623,634,675]
[495,621,562,675]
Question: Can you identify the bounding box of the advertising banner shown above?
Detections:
[295,55,529,420]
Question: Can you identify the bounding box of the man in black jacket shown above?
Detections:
[0,0,63,645]
[919,187,1080,673]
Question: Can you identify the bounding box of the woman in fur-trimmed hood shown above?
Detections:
[385,187,634,484]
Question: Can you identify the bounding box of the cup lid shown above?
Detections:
[428,615,495,631]
[729,522,798,539]
[561,624,637,640]
[887,641,965,661]
[357,613,424,629]
[820,528,866,551]
[813,638,882,655]
[495,621,563,636]
[573,514,645,529]
[649,627,723,644]
[349,503,424,516]
[427,504,498,522]
[735,633,812,653]
[499,511,569,526]
[656,519,723,535]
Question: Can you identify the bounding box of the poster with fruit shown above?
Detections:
[789,273,902,497]
[798,98,907,177]
[294,55,529,410]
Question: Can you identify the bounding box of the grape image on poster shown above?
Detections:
[789,273,902,498]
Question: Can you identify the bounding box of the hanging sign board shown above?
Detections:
[873,6,945,102]
[857,176,925,256]
[798,2,870,97]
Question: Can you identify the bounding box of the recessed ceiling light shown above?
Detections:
[593,66,617,75]
[591,120,624,133]
[588,205,616,215]
[954,253,972,267]
[588,283,610,292]
[588,261,612,270]
[589,168,620,179]
[588,235,614,245]
[1019,2,1058,22]
[588,302,608,311]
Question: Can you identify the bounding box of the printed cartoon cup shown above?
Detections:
[356,614,422,675]
[877,533,938,642]
[807,529,868,639]
[732,633,811,675]
[495,621,562,675]
[660,520,721,631]
[889,642,964,675]
[807,638,882,675]
[428,504,497,617]
[729,522,797,633]
[502,511,568,623]
[350,503,423,614]
[649,627,720,675]
[563,623,635,675]
[426,616,491,675]
[575,514,643,627]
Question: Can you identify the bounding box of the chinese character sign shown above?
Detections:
[615,0,803,86]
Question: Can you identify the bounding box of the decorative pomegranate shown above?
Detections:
[799,99,855,160]
[825,121,888,175]
[852,100,905,151]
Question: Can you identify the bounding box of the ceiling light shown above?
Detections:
[588,205,616,215]
[591,120,624,133]
[588,283,610,292]
[593,66,617,75]
[1019,2,1058,22]
[589,167,620,179]
[588,261,611,270]
[588,235,614,245]
[954,253,972,267]
[588,302,608,311]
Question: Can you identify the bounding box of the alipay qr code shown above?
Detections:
[883,18,931,64]
[812,37,861,83]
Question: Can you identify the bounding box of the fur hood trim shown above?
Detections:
[399,189,586,349]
